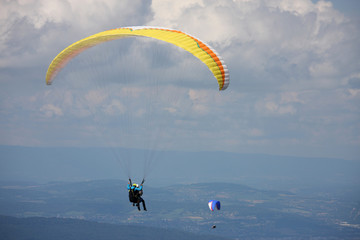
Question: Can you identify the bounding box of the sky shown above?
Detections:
[0,0,359,161]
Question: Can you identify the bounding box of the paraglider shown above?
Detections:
[208,200,221,211]
[46,26,229,90]
[128,178,147,211]
[45,26,230,210]
[208,200,220,229]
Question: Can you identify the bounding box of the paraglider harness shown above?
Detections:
[128,178,144,204]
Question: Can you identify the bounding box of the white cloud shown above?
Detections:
[40,104,63,118]
[267,0,314,16]
[150,0,239,46]
[348,89,360,97]
[0,0,152,69]
[280,92,304,104]
[103,99,126,116]
[187,88,231,115]
[256,92,300,116]
[264,101,296,115]
[164,107,177,114]
[85,90,107,106]
[309,61,338,79]
[248,128,264,137]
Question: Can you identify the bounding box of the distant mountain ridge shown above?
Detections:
[1,145,359,191]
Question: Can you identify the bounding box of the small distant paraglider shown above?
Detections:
[208,200,221,211]
[208,200,220,229]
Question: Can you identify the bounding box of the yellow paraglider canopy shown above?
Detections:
[46,26,229,90]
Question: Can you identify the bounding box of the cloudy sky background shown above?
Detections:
[1,0,359,161]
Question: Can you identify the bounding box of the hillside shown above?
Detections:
[0,180,359,239]
[0,215,228,240]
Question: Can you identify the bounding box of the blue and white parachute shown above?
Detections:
[208,200,221,211]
